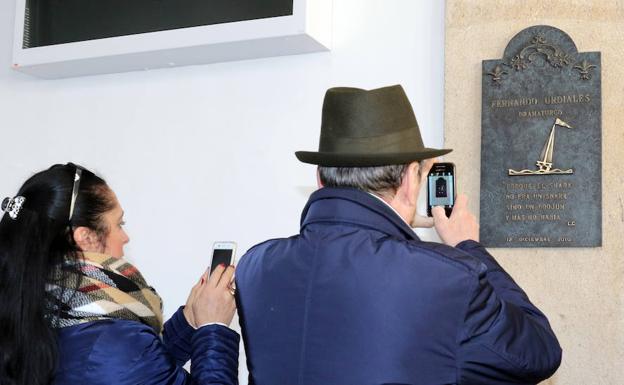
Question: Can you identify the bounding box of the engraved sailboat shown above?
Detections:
[508,118,574,176]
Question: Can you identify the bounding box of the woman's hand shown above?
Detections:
[183,274,205,328]
[191,264,237,327]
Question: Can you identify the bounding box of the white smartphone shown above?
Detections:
[208,241,237,275]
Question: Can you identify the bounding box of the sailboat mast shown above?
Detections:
[544,123,556,164]
[537,121,556,170]
[510,118,573,176]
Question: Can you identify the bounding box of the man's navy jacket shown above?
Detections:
[236,187,562,385]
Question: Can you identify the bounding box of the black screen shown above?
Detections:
[210,248,233,275]
[24,0,294,48]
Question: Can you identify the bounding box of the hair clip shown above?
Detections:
[1,196,26,220]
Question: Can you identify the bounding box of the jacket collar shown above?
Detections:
[300,187,420,241]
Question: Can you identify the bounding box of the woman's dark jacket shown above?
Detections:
[53,307,239,384]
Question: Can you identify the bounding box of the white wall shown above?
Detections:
[0,0,445,382]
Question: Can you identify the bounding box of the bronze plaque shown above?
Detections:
[480,25,601,247]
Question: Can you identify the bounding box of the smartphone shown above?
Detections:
[427,162,456,217]
[208,241,237,275]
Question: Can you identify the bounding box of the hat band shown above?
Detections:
[319,127,425,154]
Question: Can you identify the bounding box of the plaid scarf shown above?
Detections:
[46,252,164,334]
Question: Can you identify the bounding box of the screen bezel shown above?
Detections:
[209,241,237,275]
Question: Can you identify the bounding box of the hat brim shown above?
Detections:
[295,148,452,167]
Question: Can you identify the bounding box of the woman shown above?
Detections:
[0,163,239,385]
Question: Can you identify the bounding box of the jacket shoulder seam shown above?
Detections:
[244,236,295,256]
[396,238,484,276]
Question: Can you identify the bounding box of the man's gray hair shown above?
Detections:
[318,164,413,195]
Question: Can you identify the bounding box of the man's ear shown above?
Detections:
[420,158,436,184]
[73,226,95,251]
[397,161,420,206]
[316,168,324,188]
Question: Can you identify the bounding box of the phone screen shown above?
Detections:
[210,248,233,274]
[428,174,454,206]
[427,163,456,217]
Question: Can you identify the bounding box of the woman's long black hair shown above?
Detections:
[0,163,114,385]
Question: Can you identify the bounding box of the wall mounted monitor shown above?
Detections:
[24,0,294,48]
[12,0,331,78]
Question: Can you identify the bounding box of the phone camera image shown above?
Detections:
[428,172,454,207]
[435,177,447,198]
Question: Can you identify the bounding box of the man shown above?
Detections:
[236,85,562,384]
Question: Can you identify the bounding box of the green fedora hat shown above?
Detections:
[295,85,452,167]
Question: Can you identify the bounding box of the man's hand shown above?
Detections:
[411,214,434,228]
[432,194,479,247]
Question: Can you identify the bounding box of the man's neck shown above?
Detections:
[367,192,414,228]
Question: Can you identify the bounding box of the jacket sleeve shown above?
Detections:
[98,321,239,385]
[162,306,196,366]
[191,325,240,385]
[454,240,562,385]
